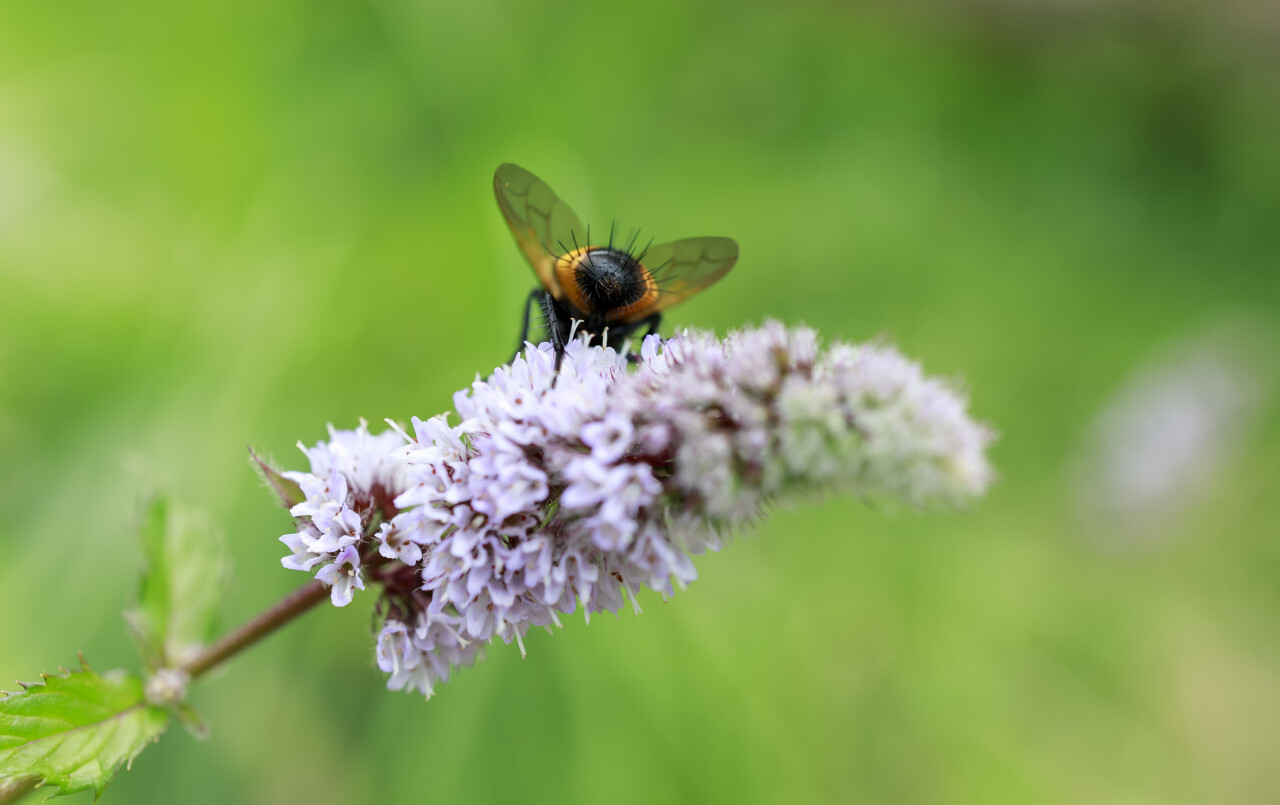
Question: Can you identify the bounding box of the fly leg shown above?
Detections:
[542,291,568,375]
[641,313,662,340]
[626,313,662,363]
[511,288,545,363]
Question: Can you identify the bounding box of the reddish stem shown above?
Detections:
[180,580,330,679]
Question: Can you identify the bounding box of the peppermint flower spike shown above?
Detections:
[275,322,993,699]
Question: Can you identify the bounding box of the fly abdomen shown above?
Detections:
[554,246,658,322]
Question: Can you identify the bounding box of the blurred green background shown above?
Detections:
[2,0,1279,802]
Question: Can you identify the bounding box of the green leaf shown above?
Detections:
[249,447,305,511]
[0,662,171,800]
[126,497,231,671]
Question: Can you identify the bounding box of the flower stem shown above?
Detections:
[180,580,329,679]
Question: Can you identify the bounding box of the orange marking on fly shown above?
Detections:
[553,246,661,323]
[494,162,738,362]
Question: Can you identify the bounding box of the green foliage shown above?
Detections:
[125,498,230,672]
[0,663,170,800]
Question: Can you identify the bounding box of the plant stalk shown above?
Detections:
[180,579,329,679]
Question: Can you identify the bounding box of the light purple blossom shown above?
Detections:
[1072,320,1267,545]
[314,545,365,607]
[272,323,994,698]
[277,420,410,602]
[375,610,482,697]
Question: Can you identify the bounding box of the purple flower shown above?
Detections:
[274,323,994,698]
[277,420,410,602]
[315,545,365,607]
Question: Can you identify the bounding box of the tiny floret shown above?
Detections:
[315,545,365,607]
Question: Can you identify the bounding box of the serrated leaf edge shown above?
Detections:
[0,661,170,800]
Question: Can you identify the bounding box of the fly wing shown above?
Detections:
[622,236,738,321]
[494,163,587,297]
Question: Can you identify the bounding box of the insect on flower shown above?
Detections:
[494,162,738,365]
